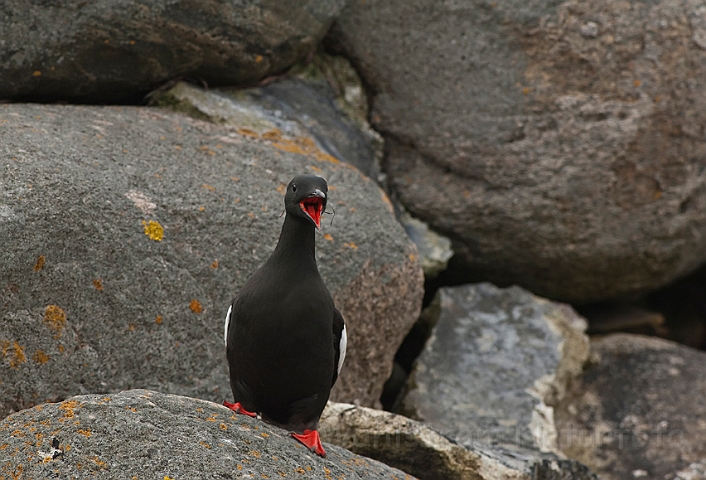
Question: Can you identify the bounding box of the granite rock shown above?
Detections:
[320,402,598,480]
[0,102,424,418]
[0,390,415,479]
[0,0,345,102]
[328,0,706,303]
[556,334,706,480]
[402,283,590,453]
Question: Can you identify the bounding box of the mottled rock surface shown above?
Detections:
[556,334,706,480]
[0,0,345,102]
[320,402,598,480]
[155,79,383,181]
[0,390,415,479]
[402,284,589,452]
[0,102,423,418]
[328,0,706,303]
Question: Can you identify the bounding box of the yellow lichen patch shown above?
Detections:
[260,432,269,438]
[33,350,49,365]
[271,141,307,155]
[219,423,227,431]
[59,400,79,420]
[323,233,333,241]
[295,467,306,474]
[202,184,215,191]
[262,129,283,141]
[249,450,261,458]
[165,476,175,480]
[380,189,394,213]
[409,254,417,262]
[44,305,66,334]
[343,242,358,250]
[237,128,259,138]
[33,70,42,77]
[11,430,25,437]
[211,260,219,269]
[34,255,46,271]
[127,323,137,332]
[198,206,205,212]
[142,220,164,241]
[205,414,217,422]
[255,55,263,63]
[276,183,286,195]
[314,152,340,164]
[189,299,203,314]
[4,341,27,369]
[0,443,8,449]
[77,429,91,437]
[199,441,212,449]
[93,279,103,291]
[155,315,163,325]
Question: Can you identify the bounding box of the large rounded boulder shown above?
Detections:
[328,0,706,303]
[0,102,423,418]
[0,0,345,102]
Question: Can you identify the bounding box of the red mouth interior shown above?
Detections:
[300,197,324,228]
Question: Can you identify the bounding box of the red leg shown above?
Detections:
[223,400,257,418]
[291,429,326,458]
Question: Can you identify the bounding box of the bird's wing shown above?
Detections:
[332,308,346,386]
[223,304,233,348]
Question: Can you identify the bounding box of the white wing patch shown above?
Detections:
[337,324,347,375]
[223,305,232,348]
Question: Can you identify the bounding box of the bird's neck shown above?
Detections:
[269,214,317,271]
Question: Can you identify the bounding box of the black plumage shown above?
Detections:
[223,174,346,457]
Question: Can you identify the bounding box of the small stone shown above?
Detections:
[580,22,599,38]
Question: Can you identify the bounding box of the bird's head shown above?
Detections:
[285,174,328,230]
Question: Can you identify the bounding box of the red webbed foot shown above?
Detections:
[291,429,326,457]
[223,400,257,418]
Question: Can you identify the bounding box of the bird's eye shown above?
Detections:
[292,184,297,192]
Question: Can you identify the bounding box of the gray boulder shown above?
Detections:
[328,0,706,303]
[0,390,415,479]
[556,334,706,480]
[0,102,423,418]
[320,402,598,480]
[0,0,345,102]
[402,284,590,453]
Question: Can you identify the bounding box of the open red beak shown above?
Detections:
[300,196,324,230]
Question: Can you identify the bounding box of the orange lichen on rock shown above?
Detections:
[155,315,163,325]
[33,255,46,271]
[93,279,103,291]
[343,242,358,250]
[324,233,333,241]
[59,400,80,420]
[2,341,27,369]
[276,183,286,195]
[142,220,164,241]
[77,429,91,437]
[189,299,203,313]
[33,350,49,365]
[44,305,66,335]
[211,260,219,269]
[237,128,259,138]
[261,129,283,141]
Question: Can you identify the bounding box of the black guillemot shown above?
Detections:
[223,174,346,458]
